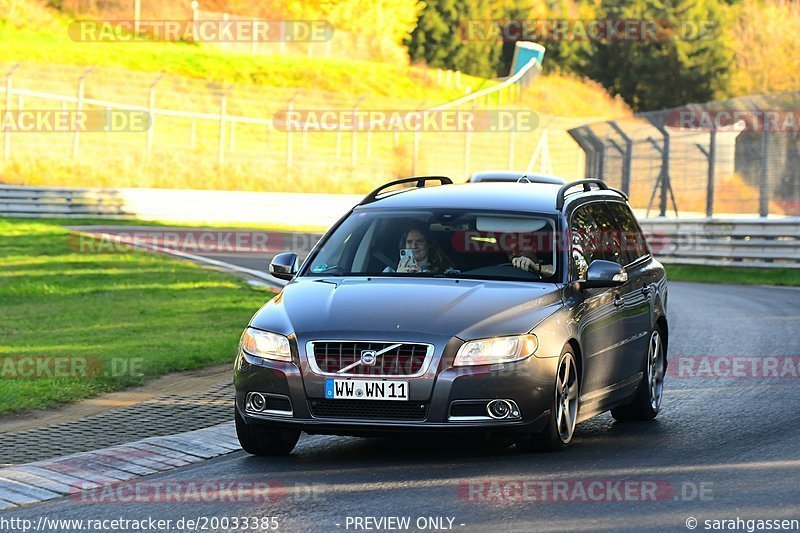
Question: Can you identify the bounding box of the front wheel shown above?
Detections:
[517,347,580,453]
[235,408,301,456]
[611,328,666,422]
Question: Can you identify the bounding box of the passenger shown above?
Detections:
[394,223,451,273]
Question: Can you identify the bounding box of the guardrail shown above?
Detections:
[0,184,134,218]
[2,185,798,268]
[0,185,359,226]
[639,218,800,269]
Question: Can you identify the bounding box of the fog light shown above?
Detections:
[249,392,267,412]
[487,399,512,419]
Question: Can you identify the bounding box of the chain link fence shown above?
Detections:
[569,91,800,218]
[0,61,592,193]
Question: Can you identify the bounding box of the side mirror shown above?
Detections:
[269,252,299,281]
[580,260,627,289]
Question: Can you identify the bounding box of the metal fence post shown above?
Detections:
[609,122,632,196]
[464,122,471,179]
[707,128,716,217]
[695,126,717,218]
[134,0,141,32]
[644,118,676,217]
[411,100,426,176]
[218,86,232,165]
[760,129,771,217]
[3,64,19,161]
[351,97,364,168]
[221,13,229,51]
[508,129,515,169]
[146,74,165,153]
[286,92,297,180]
[412,129,420,175]
[73,67,94,160]
[191,2,199,41]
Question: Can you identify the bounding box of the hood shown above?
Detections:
[250,277,564,342]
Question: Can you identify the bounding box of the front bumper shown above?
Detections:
[233,341,558,437]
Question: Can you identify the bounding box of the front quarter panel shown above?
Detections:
[529,302,578,359]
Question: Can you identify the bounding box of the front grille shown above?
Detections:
[309,399,429,420]
[312,342,429,376]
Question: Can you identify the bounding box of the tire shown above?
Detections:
[516,346,580,453]
[235,408,301,456]
[611,327,666,422]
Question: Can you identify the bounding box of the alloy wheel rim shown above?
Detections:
[647,331,665,411]
[555,352,579,443]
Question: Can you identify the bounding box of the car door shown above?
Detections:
[596,202,653,386]
[569,203,630,397]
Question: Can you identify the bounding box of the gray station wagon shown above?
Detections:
[234,177,668,454]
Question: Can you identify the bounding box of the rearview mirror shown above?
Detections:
[580,260,627,289]
[269,252,299,281]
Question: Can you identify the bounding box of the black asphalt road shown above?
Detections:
[3,271,800,532]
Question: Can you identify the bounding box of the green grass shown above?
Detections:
[0,217,276,414]
[0,4,631,194]
[665,265,800,287]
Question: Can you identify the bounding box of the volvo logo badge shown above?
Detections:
[360,350,377,366]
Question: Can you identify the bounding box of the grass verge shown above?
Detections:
[665,264,800,287]
[0,217,275,414]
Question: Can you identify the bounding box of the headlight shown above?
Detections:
[240,328,292,363]
[453,334,538,367]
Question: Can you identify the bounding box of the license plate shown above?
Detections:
[325,379,409,401]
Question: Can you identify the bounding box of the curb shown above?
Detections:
[0,423,239,510]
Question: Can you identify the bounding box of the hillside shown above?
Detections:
[0,0,630,193]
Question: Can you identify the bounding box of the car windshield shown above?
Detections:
[303,208,559,282]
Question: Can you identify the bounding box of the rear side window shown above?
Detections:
[604,202,649,264]
[569,203,625,280]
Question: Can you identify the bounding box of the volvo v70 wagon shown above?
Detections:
[234,177,668,455]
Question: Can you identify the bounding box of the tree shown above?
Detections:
[727,0,800,96]
[406,0,501,78]
[585,0,732,111]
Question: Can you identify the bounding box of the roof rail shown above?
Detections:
[555,178,628,210]
[359,176,453,206]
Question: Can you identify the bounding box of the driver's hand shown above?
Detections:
[512,256,536,271]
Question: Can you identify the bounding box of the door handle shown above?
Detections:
[613,293,624,307]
